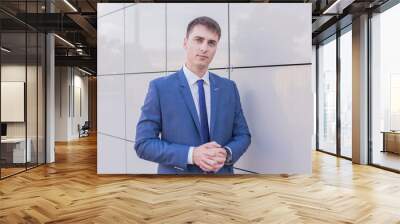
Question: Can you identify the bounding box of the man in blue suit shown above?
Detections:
[135,16,251,174]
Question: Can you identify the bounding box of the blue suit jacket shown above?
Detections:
[134,69,251,174]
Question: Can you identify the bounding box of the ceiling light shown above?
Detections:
[63,0,78,12]
[54,34,75,48]
[323,0,341,14]
[1,47,11,53]
[78,67,92,76]
[322,0,355,15]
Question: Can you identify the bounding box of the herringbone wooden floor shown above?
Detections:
[1,134,400,223]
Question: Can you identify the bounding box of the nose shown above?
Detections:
[199,42,208,53]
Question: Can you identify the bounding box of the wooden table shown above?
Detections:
[1,138,32,164]
[381,131,400,154]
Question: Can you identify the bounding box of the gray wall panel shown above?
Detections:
[231,65,313,174]
[230,3,311,67]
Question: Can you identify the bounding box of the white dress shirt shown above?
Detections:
[183,64,211,127]
[183,65,210,165]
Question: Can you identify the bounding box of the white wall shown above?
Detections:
[55,67,69,141]
[55,67,89,141]
[72,73,89,138]
[97,3,313,174]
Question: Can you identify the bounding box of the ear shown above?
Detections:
[183,37,188,50]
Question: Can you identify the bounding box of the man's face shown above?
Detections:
[183,24,219,69]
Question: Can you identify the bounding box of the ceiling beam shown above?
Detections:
[55,55,96,71]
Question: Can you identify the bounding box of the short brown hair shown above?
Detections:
[186,16,221,40]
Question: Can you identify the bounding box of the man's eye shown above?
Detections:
[208,42,216,47]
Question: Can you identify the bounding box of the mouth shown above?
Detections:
[197,55,208,59]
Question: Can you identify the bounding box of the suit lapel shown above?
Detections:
[209,73,219,140]
[177,69,201,136]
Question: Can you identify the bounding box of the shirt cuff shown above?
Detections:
[187,146,195,164]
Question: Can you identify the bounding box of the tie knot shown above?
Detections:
[197,79,204,86]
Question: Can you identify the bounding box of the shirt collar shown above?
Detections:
[183,64,210,86]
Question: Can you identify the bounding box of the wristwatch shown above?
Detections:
[223,147,233,165]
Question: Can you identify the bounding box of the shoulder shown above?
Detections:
[150,71,180,88]
[209,71,237,89]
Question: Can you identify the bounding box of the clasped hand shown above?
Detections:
[193,141,227,173]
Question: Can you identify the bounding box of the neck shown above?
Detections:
[185,62,207,78]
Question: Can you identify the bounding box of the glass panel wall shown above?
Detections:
[317,36,337,154]
[0,1,46,179]
[339,27,352,158]
[371,3,400,171]
[0,31,27,177]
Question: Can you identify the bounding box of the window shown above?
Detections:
[0,2,46,179]
[318,36,337,154]
[340,27,352,158]
[371,2,400,171]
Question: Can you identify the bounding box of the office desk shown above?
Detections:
[1,138,31,163]
[382,131,400,154]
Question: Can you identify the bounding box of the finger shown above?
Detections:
[202,141,221,148]
[214,163,224,172]
[206,158,223,171]
[216,149,227,157]
[201,156,216,167]
[204,149,217,157]
[205,148,225,158]
[211,162,224,173]
[203,157,218,167]
[213,155,226,164]
[214,152,226,160]
[205,155,223,164]
[207,146,225,153]
[207,147,224,153]
[199,160,214,171]
[198,161,212,171]
[199,164,211,172]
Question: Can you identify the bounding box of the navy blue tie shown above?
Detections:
[197,80,209,144]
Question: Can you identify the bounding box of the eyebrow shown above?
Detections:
[193,36,217,43]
